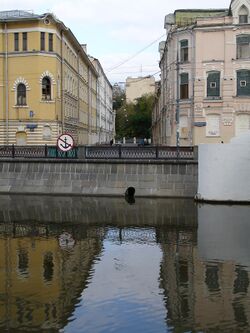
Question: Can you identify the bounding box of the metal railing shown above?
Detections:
[0,145,78,159]
[85,145,194,160]
[0,145,194,160]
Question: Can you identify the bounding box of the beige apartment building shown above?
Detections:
[0,10,99,145]
[125,76,155,103]
[153,0,250,146]
[89,56,115,143]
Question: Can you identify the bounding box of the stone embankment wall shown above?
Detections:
[0,159,198,197]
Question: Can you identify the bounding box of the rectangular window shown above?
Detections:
[239,15,248,24]
[180,40,188,62]
[40,32,45,51]
[237,35,250,59]
[237,70,250,96]
[180,73,189,99]
[14,33,19,51]
[207,72,220,97]
[22,32,27,51]
[49,33,53,52]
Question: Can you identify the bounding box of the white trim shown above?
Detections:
[40,71,56,84]
[12,77,30,91]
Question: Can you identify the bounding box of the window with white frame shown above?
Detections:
[237,70,250,96]
[42,77,51,100]
[17,83,26,106]
[180,39,188,62]
[239,5,249,24]
[237,35,250,59]
[207,71,220,97]
[180,73,189,99]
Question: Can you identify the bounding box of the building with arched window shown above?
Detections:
[0,10,113,145]
[153,0,250,145]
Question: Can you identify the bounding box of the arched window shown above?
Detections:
[237,70,250,96]
[42,76,51,100]
[239,5,248,24]
[17,83,26,105]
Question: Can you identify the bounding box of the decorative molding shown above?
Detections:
[39,71,56,85]
[12,77,30,91]
[222,117,233,126]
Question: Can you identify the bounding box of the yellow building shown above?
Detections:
[0,10,98,145]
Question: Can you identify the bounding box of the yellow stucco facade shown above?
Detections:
[0,11,98,145]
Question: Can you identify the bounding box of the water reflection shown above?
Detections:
[0,195,249,332]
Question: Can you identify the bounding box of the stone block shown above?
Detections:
[179,164,187,175]
[171,164,178,174]
[163,164,171,175]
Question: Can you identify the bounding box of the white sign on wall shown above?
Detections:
[57,133,74,152]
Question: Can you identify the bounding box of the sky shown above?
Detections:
[2,0,230,84]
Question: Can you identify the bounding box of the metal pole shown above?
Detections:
[4,23,9,145]
[176,49,180,159]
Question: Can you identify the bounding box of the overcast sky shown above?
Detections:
[2,0,230,84]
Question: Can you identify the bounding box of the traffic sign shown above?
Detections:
[57,133,74,152]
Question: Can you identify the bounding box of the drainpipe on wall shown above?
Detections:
[176,49,180,150]
[4,23,9,145]
[189,29,195,147]
[60,30,64,134]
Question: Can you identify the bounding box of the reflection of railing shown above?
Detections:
[85,146,194,160]
[0,145,194,160]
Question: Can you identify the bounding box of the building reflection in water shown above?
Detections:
[158,203,250,332]
[0,222,104,331]
[0,195,249,332]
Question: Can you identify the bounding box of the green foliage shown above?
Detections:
[114,93,154,140]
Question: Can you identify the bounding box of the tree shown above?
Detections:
[113,85,155,140]
[129,94,154,139]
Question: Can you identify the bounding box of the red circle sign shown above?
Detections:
[57,133,74,152]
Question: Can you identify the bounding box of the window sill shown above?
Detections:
[233,95,250,98]
[40,100,55,103]
[234,58,250,61]
[179,99,191,103]
[204,97,222,101]
[13,105,29,108]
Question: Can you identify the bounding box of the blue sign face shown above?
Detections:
[194,122,206,127]
[29,110,34,118]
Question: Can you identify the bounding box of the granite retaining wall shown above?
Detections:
[0,159,198,197]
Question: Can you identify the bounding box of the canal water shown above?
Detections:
[0,195,250,332]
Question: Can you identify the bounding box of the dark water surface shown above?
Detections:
[0,195,250,332]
